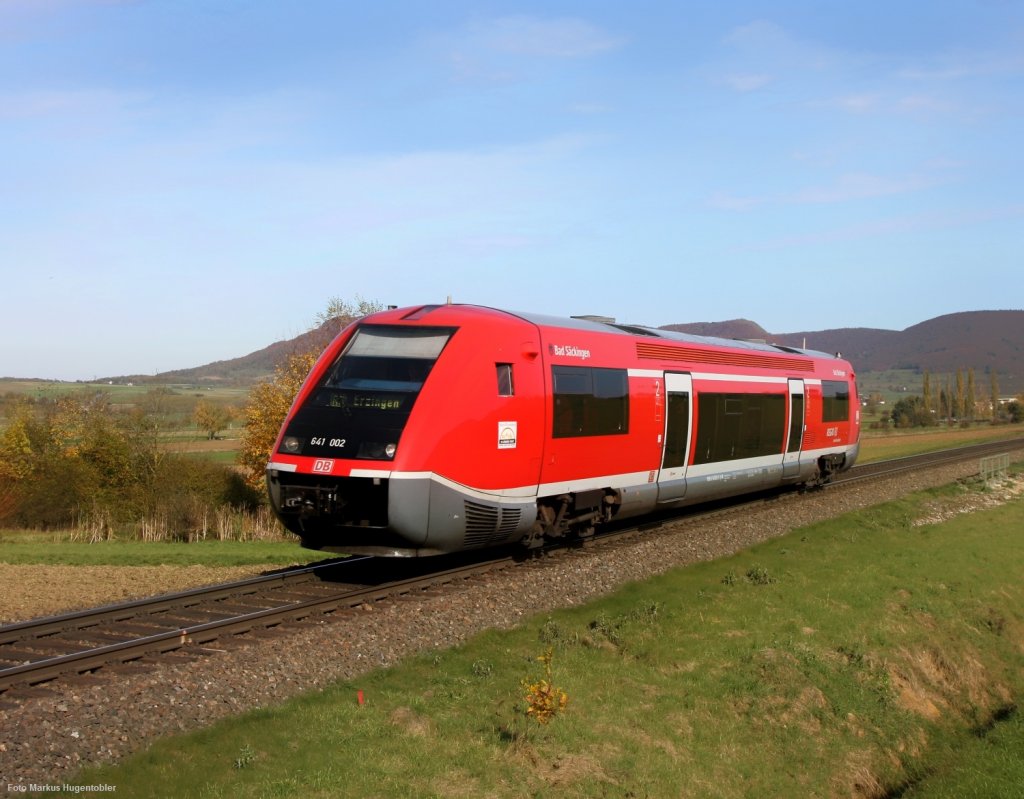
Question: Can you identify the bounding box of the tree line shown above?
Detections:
[885,368,1023,429]
[0,390,257,537]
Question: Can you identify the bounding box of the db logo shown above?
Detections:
[312,459,334,473]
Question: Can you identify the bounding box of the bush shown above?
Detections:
[0,392,263,539]
[6,455,100,529]
[889,395,935,428]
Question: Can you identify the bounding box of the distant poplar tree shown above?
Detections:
[922,370,933,414]
[966,369,977,421]
[990,372,1000,422]
[955,370,965,421]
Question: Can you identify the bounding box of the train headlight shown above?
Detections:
[358,442,397,460]
[281,436,302,454]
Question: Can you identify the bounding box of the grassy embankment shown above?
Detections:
[66,468,1024,798]
[0,531,299,567]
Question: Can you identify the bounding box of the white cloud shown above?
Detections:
[568,101,613,114]
[467,15,625,59]
[703,20,836,95]
[0,88,147,120]
[790,172,944,204]
[720,73,774,92]
[706,191,763,211]
[739,203,1024,252]
[723,20,791,50]
[833,93,882,114]
[708,170,950,213]
[898,52,1024,81]
[436,14,625,82]
[897,94,957,113]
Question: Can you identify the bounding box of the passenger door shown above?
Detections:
[783,379,805,478]
[657,372,692,503]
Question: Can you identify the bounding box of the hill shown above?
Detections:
[110,309,1024,394]
[104,318,349,386]
[660,310,1023,393]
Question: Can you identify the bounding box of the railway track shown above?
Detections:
[1,437,1021,696]
[0,554,509,695]
[840,438,1023,482]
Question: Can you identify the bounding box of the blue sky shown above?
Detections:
[2,0,1022,380]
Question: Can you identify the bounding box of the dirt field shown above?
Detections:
[0,563,274,624]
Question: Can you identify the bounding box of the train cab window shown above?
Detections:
[280,324,456,460]
[325,325,455,393]
[822,381,850,422]
[496,364,514,396]
[552,366,629,438]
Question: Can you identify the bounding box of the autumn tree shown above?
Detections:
[315,294,385,328]
[0,402,38,481]
[237,349,321,491]
[193,398,232,440]
[1,394,139,526]
[1008,396,1023,424]
[0,388,262,533]
[238,296,384,490]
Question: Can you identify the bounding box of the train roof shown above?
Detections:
[501,308,838,361]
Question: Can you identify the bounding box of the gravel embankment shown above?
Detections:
[2,453,1022,786]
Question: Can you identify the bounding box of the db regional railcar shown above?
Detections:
[266,304,860,556]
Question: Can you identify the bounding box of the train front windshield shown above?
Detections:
[278,325,455,460]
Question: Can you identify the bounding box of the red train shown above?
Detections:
[267,304,860,556]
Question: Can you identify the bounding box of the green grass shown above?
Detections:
[67,474,1024,798]
[178,449,241,464]
[857,423,1024,463]
[903,707,1024,798]
[0,537,303,567]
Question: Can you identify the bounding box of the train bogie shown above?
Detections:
[266,305,859,556]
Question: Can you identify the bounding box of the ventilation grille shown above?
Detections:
[498,508,521,536]
[464,501,521,548]
[636,342,814,372]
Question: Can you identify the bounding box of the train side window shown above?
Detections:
[822,381,850,422]
[496,364,514,396]
[552,366,629,438]
[694,392,786,464]
[662,391,690,468]
[787,393,804,452]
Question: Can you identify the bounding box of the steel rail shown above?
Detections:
[841,438,1024,483]
[0,555,510,693]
